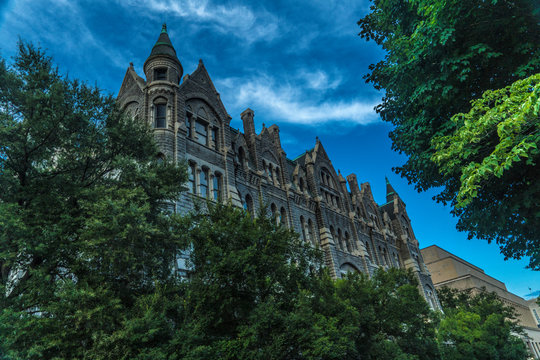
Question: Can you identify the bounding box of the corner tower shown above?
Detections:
[142,24,183,158]
[144,24,183,84]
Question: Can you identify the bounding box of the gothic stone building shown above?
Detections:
[117,25,441,310]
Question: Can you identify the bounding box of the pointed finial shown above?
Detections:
[385,176,390,184]
[161,23,168,33]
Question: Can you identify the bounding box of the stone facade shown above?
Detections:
[117,25,441,310]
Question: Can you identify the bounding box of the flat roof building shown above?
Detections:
[421,245,540,358]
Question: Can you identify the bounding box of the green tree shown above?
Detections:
[0,42,186,359]
[432,74,540,269]
[167,202,440,360]
[358,0,540,268]
[436,287,528,360]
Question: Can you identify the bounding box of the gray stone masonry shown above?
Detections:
[117,25,442,311]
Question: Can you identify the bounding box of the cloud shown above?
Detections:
[217,73,379,126]
[1,0,130,70]
[117,0,282,44]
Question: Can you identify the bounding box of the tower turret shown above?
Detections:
[143,24,183,84]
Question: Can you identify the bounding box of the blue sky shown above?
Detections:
[0,0,537,296]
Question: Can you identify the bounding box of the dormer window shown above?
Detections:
[155,68,167,81]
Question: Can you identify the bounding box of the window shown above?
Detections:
[383,248,390,266]
[188,163,196,194]
[299,178,305,192]
[212,174,221,201]
[211,127,218,147]
[244,194,254,214]
[238,147,246,167]
[156,153,165,164]
[155,68,167,81]
[155,104,166,128]
[195,121,207,145]
[271,203,278,224]
[274,168,280,186]
[300,216,307,242]
[267,164,273,182]
[307,219,315,246]
[199,169,208,198]
[185,115,191,137]
[280,207,287,226]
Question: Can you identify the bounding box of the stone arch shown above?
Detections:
[339,262,360,276]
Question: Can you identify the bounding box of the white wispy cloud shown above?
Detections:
[217,72,379,126]
[1,0,130,70]
[117,0,281,44]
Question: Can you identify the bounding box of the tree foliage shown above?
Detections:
[433,74,540,268]
[0,42,186,359]
[168,203,440,360]
[436,287,528,360]
[359,0,540,268]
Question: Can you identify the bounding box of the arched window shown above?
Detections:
[199,168,208,198]
[274,167,280,186]
[425,285,437,310]
[156,153,165,164]
[330,226,336,245]
[267,164,274,183]
[280,207,287,226]
[238,147,246,167]
[337,229,343,251]
[185,107,192,137]
[154,103,166,128]
[307,219,315,246]
[340,263,359,276]
[383,248,390,266]
[271,203,278,223]
[188,162,196,194]
[300,216,307,242]
[245,194,253,214]
[299,178,305,192]
[212,173,222,201]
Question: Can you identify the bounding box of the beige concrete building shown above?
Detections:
[421,245,540,359]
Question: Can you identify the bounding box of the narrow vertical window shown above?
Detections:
[300,216,307,242]
[213,174,221,201]
[155,104,166,128]
[199,169,208,198]
[195,121,208,145]
[185,115,191,137]
[188,163,196,194]
[308,219,315,246]
[211,128,218,148]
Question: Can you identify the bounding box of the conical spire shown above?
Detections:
[386,176,397,197]
[148,23,180,61]
[143,23,183,82]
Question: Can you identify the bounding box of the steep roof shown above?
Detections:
[145,24,182,68]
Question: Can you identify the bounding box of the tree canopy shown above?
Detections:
[436,287,528,360]
[359,0,540,268]
[0,42,186,359]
